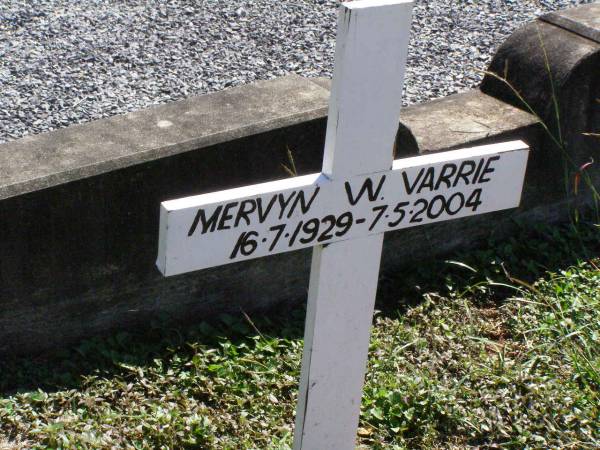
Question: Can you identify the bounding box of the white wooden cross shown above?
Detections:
[156,1,529,448]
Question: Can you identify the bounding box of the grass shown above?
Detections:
[0,220,598,449]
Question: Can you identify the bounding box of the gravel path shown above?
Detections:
[0,0,593,144]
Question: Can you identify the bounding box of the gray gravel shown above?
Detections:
[0,0,593,144]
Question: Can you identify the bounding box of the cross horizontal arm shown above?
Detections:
[156,141,528,276]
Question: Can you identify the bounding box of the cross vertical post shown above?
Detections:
[156,0,529,447]
[293,1,414,449]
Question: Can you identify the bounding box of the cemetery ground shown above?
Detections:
[0,219,598,449]
[0,0,600,450]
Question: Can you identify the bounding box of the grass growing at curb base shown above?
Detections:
[0,220,598,449]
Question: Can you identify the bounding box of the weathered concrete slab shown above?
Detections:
[0,80,545,357]
[482,8,599,199]
[398,90,538,153]
[1,3,598,356]
[541,3,600,44]
[0,75,328,201]
[482,19,599,124]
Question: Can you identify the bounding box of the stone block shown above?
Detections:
[1,4,598,355]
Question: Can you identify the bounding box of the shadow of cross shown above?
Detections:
[156,1,529,448]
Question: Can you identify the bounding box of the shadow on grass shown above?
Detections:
[0,219,597,397]
[376,218,599,318]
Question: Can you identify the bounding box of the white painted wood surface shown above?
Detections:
[294,233,384,449]
[293,2,412,448]
[156,1,530,448]
[157,142,528,276]
[321,0,413,178]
